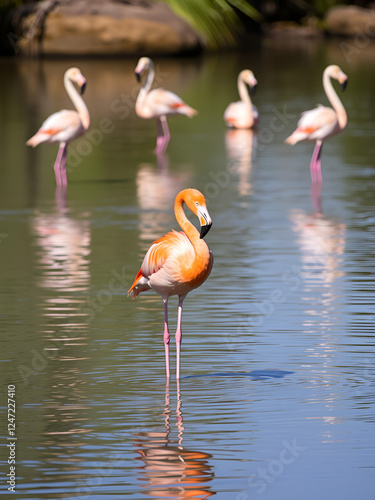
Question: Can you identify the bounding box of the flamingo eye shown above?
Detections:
[195,201,199,206]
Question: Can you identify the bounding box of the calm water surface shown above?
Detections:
[1,37,375,499]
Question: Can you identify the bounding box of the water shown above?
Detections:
[1,36,375,499]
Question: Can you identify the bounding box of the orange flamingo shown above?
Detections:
[134,57,197,154]
[285,65,348,183]
[26,67,90,187]
[224,69,259,129]
[128,189,213,379]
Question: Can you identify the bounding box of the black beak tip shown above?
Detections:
[135,71,141,83]
[200,223,212,239]
[341,80,347,92]
[80,82,86,95]
[252,84,257,95]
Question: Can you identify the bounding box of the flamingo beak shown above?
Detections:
[338,71,348,91]
[251,83,257,95]
[198,208,212,239]
[200,223,212,239]
[135,71,141,83]
[80,81,86,95]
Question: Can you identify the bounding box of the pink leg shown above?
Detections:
[175,295,186,380]
[55,185,67,214]
[160,116,170,153]
[53,143,66,186]
[315,142,323,183]
[310,141,323,184]
[155,119,164,154]
[163,299,170,379]
[60,144,68,187]
[311,182,322,214]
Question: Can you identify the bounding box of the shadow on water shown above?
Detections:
[134,381,216,499]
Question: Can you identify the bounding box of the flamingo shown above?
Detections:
[26,67,90,187]
[128,188,213,379]
[285,64,348,183]
[224,69,259,129]
[134,57,197,154]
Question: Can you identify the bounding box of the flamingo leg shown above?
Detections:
[155,119,164,154]
[163,298,170,379]
[311,182,322,214]
[315,141,323,183]
[310,141,323,184]
[175,294,186,380]
[60,143,68,187]
[160,116,170,153]
[53,143,67,186]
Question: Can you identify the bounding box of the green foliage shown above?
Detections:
[164,0,261,49]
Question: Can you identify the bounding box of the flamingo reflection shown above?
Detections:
[30,187,92,471]
[134,381,215,498]
[290,204,345,285]
[291,177,345,283]
[225,129,256,197]
[290,184,346,365]
[136,153,191,243]
[33,187,91,293]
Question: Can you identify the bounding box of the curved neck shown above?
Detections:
[64,74,90,130]
[323,70,347,129]
[137,60,155,104]
[174,193,200,245]
[238,74,252,108]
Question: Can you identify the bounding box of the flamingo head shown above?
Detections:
[181,189,212,239]
[240,69,258,94]
[135,57,153,83]
[65,67,87,95]
[327,65,348,91]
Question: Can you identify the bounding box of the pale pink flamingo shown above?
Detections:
[26,67,90,187]
[128,189,213,379]
[285,64,348,183]
[134,57,197,154]
[224,70,259,129]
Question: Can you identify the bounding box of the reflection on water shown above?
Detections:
[134,381,215,499]
[30,186,92,462]
[33,189,91,293]
[290,207,345,286]
[225,129,256,197]
[290,192,346,370]
[136,153,191,243]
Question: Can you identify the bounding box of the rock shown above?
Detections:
[325,5,375,37]
[263,21,322,38]
[17,0,201,56]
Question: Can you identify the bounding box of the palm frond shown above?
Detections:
[164,0,261,49]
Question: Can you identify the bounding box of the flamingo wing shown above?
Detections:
[286,105,338,144]
[27,110,82,146]
[128,230,194,298]
[224,101,258,129]
[146,89,197,118]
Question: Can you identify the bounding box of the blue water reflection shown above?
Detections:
[0,38,375,500]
